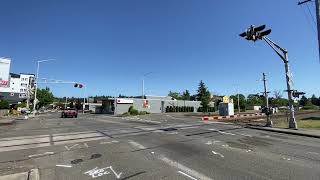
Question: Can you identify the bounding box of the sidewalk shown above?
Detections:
[246,125,320,138]
[0,117,15,125]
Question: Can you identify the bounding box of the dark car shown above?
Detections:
[61,108,78,118]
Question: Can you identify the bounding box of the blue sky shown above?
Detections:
[0,0,319,98]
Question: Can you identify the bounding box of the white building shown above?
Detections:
[0,58,35,104]
[0,57,11,87]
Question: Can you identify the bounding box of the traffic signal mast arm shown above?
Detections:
[262,36,288,63]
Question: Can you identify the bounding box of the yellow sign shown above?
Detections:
[223,96,230,103]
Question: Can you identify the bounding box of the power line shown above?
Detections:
[300,4,317,35]
[306,3,317,26]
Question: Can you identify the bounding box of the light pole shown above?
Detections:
[239,25,297,129]
[142,72,152,99]
[232,84,240,114]
[32,59,55,116]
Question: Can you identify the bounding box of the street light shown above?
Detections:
[142,72,153,99]
[239,25,298,129]
[32,59,55,116]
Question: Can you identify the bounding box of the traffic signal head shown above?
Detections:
[74,83,83,88]
[239,25,271,41]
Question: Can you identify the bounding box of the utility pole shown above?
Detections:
[298,0,320,62]
[142,72,152,99]
[262,73,272,127]
[237,88,240,114]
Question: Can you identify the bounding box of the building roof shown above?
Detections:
[9,73,20,78]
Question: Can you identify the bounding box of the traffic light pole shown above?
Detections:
[316,0,320,61]
[263,37,297,129]
[262,73,272,127]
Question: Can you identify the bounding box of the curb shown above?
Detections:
[201,113,265,121]
[245,126,320,139]
[29,168,40,180]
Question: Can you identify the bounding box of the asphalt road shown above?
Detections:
[0,113,319,180]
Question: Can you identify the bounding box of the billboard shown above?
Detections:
[0,58,11,87]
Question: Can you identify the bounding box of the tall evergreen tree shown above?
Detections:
[182,90,191,100]
[196,80,211,112]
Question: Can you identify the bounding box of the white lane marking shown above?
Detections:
[128,140,146,149]
[206,140,221,145]
[84,166,122,179]
[208,128,217,131]
[65,144,79,151]
[307,152,320,155]
[160,156,213,180]
[180,126,198,130]
[205,141,212,145]
[178,171,198,180]
[84,143,89,148]
[211,150,224,158]
[56,164,72,168]
[109,166,123,179]
[100,140,119,144]
[28,152,54,158]
[168,132,178,135]
[238,133,253,137]
[218,131,235,136]
[282,157,291,161]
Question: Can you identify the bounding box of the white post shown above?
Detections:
[32,62,40,116]
[65,97,67,109]
[83,85,86,114]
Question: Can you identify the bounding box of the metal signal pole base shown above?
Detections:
[265,117,273,127]
[289,117,298,129]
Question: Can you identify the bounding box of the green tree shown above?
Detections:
[182,90,191,100]
[196,80,211,112]
[0,100,9,109]
[246,94,263,106]
[310,94,320,106]
[75,99,82,110]
[168,91,182,100]
[36,88,55,109]
[299,95,308,106]
[230,94,246,111]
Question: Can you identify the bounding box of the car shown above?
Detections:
[61,108,78,118]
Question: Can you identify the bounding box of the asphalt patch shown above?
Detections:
[70,159,83,164]
[90,153,102,159]
[160,128,177,131]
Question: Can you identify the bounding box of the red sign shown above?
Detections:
[0,80,8,86]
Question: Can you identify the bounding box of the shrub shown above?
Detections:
[0,100,9,109]
[122,112,130,116]
[128,106,139,115]
[302,105,319,110]
[128,106,134,112]
[191,107,194,112]
[16,102,27,108]
[139,111,147,115]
